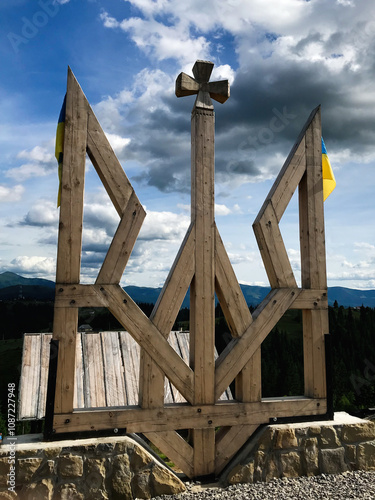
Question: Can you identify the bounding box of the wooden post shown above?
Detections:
[176,60,229,476]
[53,68,87,414]
[299,107,328,398]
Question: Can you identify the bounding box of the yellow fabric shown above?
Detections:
[322,152,336,201]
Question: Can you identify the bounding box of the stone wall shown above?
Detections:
[0,434,185,500]
[225,412,375,485]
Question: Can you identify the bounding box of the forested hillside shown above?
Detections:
[0,300,374,437]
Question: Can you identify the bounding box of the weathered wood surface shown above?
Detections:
[19,331,231,420]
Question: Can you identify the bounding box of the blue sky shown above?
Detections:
[1,0,375,290]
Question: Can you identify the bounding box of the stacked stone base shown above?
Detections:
[0,434,185,500]
[225,412,375,485]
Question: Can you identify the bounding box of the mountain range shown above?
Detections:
[1,271,375,308]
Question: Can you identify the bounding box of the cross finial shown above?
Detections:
[175,60,230,110]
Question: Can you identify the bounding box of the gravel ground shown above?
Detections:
[154,471,375,499]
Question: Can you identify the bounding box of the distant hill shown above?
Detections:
[0,272,374,308]
[0,272,55,290]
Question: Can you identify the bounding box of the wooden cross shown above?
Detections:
[175,60,230,109]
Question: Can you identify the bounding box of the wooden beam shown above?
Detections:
[215,424,258,475]
[145,431,194,479]
[215,289,300,401]
[53,397,327,434]
[96,191,146,285]
[86,108,136,217]
[253,202,297,288]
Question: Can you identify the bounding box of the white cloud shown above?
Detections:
[105,132,131,156]
[139,210,190,241]
[7,256,56,277]
[0,184,24,202]
[22,200,59,226]
[6,144,55,180]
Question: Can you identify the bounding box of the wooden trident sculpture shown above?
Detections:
[47,60,330,479]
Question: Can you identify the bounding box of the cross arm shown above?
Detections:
[175,73,199,98]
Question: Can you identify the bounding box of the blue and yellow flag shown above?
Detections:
[322,137,336,201]
[55,95,66,207]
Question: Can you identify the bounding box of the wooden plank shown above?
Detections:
[253,203,297,288]
[139,224,195,408]
[55,67,87,284]
[81,333,106,407]
[93,284,194,404]
[303,309,328,398]
[214,224,252,337]
[86,108,136,217]
[74,333,84,409]
[53,397,327,434]
[53,308,78,414]
[96,191,146,285]
[120,331,140,406]
[215,424,258,475]
[101,332,126,407]
[215,289,300,401]
[166,332,186,403]
[37,333,53,419]
[18,334,41,419]
[145,431,194,478]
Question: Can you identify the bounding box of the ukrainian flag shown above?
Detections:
[55,95,66,207]
[322,137,336,201]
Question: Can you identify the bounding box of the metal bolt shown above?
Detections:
[65,419,70,424]
[197,408,202,413]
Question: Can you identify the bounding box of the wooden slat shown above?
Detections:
[53,308,78,414]
[139,224,195,408]
[215,224,252,337]
[145,431,194,478]
[101,332,126,407]
[86,108,135,217]
[37,334,53,419]
[253,203,297,288]
[74,333,84,409]
[94,285,194,404]
[120,331,140,406]
[53,397,327,434]
[96,191,146,285]
[215,424,258,475]
[215,289,300,400]
[19,334,41,419]
[81,333,106,407]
